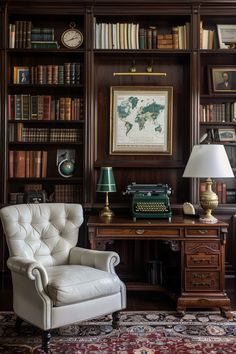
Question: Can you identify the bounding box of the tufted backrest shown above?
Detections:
[0,203,84,267]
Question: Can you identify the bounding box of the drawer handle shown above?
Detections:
[198,230,208,234]
[192,282,211,287]
[198,230,208,235]
[135,229,145,235]
[192,257,211,264]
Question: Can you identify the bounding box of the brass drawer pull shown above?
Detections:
[135,229,145,235]
[193,258,210,264]
[198,230,208,234]
[192,282,211,287]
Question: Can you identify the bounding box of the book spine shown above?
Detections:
[15,151,26,178]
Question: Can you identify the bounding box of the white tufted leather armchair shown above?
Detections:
[0,203,126,353]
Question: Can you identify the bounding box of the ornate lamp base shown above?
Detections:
[99,206,114,218]
[200,177,218,224]
[199,215,218,224]
[99,192,114,218]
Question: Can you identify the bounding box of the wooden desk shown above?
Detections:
[87,215,232,319]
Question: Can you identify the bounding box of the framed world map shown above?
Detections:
[109,86,173,155]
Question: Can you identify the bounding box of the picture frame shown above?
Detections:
[218,128,236,142]
[109,86,173,155]
[13,66,30,84]
[217,24,236,49]
[208,65,236,93]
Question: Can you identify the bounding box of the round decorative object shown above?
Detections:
[58,159,75,178]
[61,22,83,49]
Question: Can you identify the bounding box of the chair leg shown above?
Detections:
[42,330,51,353]
[112,311,120,329]
[14,317,23,330]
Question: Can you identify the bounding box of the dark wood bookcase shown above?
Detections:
[1,0,236,285]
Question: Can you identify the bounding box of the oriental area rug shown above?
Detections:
[1,311,236,353]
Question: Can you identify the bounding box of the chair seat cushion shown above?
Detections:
[46,265,121,306]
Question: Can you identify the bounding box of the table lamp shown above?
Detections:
[96,167,116,217]
[183,144,234,223]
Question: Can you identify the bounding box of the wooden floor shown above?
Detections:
[1,273,236,312]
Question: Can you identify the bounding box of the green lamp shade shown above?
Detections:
[96,167,116,192]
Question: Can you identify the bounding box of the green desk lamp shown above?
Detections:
[96,167,116,217]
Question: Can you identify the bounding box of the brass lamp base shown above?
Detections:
[199,177,218,224]
[99,206,114,218]
[99,192,115,218]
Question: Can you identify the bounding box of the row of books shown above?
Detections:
[8,95,83,121]
[9,126,83,143]
[9,184,82,204]
[54,184,82,203]
[9,150,47,178]
[200,103,236,123]
[94,20,190,49]
[13,63,81,85]
[200,181,227,204]
[9,183,44,204]
[9,21,59,48]
[200,22,215,49]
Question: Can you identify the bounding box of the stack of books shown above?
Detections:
[200,103,236,123]
[8,94,83,121]
[9,150,48,178]
[9,22,59,49]
[9,126,83,143]
[200,21,215,49]
[13,63,81,85]
[94,18,190,49]
[54,184,81,202]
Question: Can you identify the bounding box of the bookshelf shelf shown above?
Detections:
[7,48,85,54]
[10,84,84,88]
[93,49,192,55]
[200,122,236,126]
[8,120,84,124]
[9,142,83,146]
[9,177,83,182]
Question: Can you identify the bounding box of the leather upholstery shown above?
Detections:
[0,203,126,331]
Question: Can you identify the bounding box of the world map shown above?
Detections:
[117,96,165,137]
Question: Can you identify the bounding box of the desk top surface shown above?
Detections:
[87,215,228,228]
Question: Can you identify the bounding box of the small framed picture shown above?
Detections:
[218,128,236,142]
[208,65,236,94]
[13,66,30,84]
[217,24,236,49]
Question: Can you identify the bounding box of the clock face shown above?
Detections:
[61,29,83,49]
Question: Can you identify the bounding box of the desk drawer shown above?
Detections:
[186,253,220,267]
[185,228,219,237]
[185,241,220,253]
[96,227,181,237]
[185,271,220,291]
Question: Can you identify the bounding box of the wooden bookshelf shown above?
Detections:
[1,0,236,279]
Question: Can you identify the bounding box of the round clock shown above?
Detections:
[61,22,83,49]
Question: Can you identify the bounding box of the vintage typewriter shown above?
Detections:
[123,182,172,221]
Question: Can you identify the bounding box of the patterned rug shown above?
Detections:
[1,311,236,353]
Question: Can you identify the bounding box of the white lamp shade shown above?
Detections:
[183,144,234,178]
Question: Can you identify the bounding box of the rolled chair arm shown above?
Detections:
[69,247,120,273]
[7,257,48,286]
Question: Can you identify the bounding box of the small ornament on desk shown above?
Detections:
[183,202,199,218]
